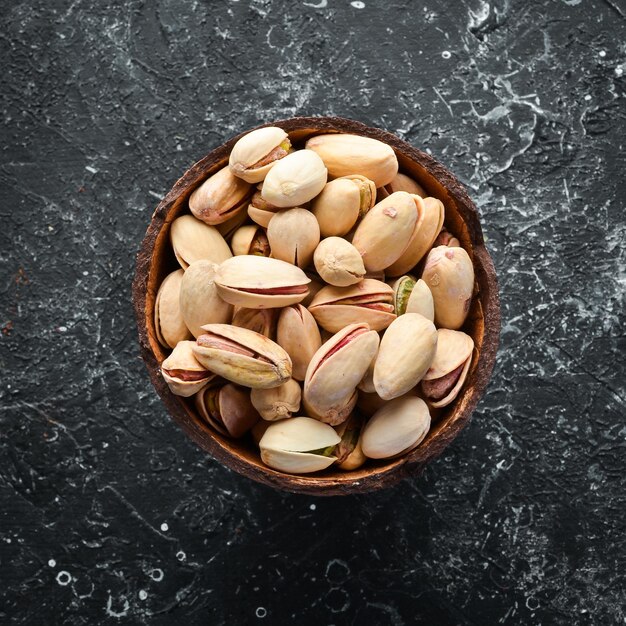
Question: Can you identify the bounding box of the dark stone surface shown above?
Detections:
[1,0,624,623]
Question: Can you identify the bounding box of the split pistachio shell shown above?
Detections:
[276,304,322,381]
[334,413,366,471]
[216,209,249,241]
[193,324,292,389]
[250,379,301,421]
[373,313,438,400]
[247,188,284,228]
[231,308,277,339]
[305,133,398,187]
[214,255,310,309]
[229,127,291,183]
[180,260,233,338]
[308,279,396,333]
[303,323,380,425]
[195,383,260,437]
[422,246,474,330]
[161,340,214,397]
[313,237,365,287]
[361,396,431,459]
[433,229,461,248]
[311,175,376,237]
[384,172,426,198]
[386,196,445,276]
[230,225,270,257]
[261,150,327,208]
[155,270,192,349]
[267,208,320,268]
[421,329,474,407]
[351,192,418,271]
[259,417,340,474]
[170,215,233,269]
[390,276,434,322]
[189,166,252,225]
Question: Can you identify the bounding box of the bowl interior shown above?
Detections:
[134,117,499,495]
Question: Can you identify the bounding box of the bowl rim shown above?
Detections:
[132,115,501,496]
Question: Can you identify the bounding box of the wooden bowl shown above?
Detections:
[132,116,500,496]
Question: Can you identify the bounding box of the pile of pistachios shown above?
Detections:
[154,126,476,475]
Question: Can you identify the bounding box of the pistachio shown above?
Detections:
[161,340,214,397]
[308,279,395,333]
[154,270,192,349]
[267,208,320,268]
[193,324,292,389]
[229,127,291,183]
[170,215,233,269]
[303,323,380,425]
[313,237,365,287]
[231,225,271,257]
[261,150,327,208]
[259,417,340,474]
[276,304,322,381]
[247,188,284,228]
[422,246,474,330]
[334,413,366,471]
[386,196,445,276]
[433,228,460,248]
[351,192,418,271]
[390,276,434,321]
[383,172,426,198]
[189,165,252,225]
[421,329,474,407]
[216,209,249,241]
[214,255,310,309]
[232,307,277,339]
[251,379,301,421]
[305,133,398,187]
[195,383,260,437]
[311,175,376,237]
[179,260,233,338]
[361,396,431,459]
[373,313,438,400]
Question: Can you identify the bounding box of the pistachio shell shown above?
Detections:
[305,133,398,187]
[261,150,327,208]
[303,323,380,425]
[361,396,431,459]
[195,383,260,437]
[193,324,292,389]
[390,276,434,322]
[351,192,418,271]
[155,270,192,349]
[231,308,277,339]
[422,246,474,329]
[384,172,426,198]
[276,304,322,381]
[311,176,376,237]
[267,208,320,268]
[313,237,365,287]
[229,127,290,183]
[421,329,474,408]
[189,166,252,225]
[251,379,301,421]
[161,340,214,397]
[170,215,233,269]
[214,255,310,309]
[179,260,233,338]
[308,279,396,333]
[259,417,340,474]
[248,204,280,228]
[231,225,270,257]
[334,413,366,471]
[386,196,445,276]
[373,313,438,400]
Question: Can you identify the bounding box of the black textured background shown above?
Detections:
[1,0,625,624]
